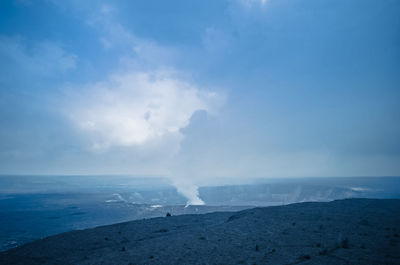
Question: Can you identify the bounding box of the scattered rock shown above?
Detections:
[299,254,311,261]
[341,238,349,249]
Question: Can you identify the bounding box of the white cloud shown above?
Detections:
[65,71,222,150]
[241,0,269,7]
[65,5,223,152]
[0,35,77,75]
[63,69,223,205]
[58,4,225,205]
[86,5,177,68]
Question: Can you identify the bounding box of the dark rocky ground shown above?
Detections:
[0,192,249,252]
[0,199,399,265]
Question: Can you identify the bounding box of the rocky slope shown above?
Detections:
[1,199,399,265]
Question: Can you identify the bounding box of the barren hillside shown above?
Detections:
[1,199,399,265]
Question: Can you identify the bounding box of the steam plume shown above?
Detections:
[64,70,222,205]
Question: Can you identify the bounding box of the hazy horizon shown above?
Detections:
[1,1,400,261]
[1,0,400,202]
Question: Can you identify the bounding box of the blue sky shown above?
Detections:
[0,0,399,186]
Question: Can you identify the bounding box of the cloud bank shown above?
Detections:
[2,0,399,201]
[0,35,77,76]
[64,70,223,204]
[66,71,220,150]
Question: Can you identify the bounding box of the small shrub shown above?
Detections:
[300,254,311,261]
[292,222,296,226]
[149,255,154,259]
[341,238,349,249]
[104,237,109,241]
[361,243,366,249]
[255,245,259,251]
[166,212,171,217]
[319,249,328,255]
[227,214,240,222]
[389,238,398,246]
[153,229,168,233]
[199,236,206,240]
[121,247,126,252]
[316,242,321,247]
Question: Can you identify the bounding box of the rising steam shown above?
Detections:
[172,178,205,206]
[64,70,222,205]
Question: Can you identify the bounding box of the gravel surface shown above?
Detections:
[1,199,399,265]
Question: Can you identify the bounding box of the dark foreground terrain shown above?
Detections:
[0,193,249,252]
[3,176,399,252]
[1,199,399,265]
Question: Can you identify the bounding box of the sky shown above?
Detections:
[0,0,399,194]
